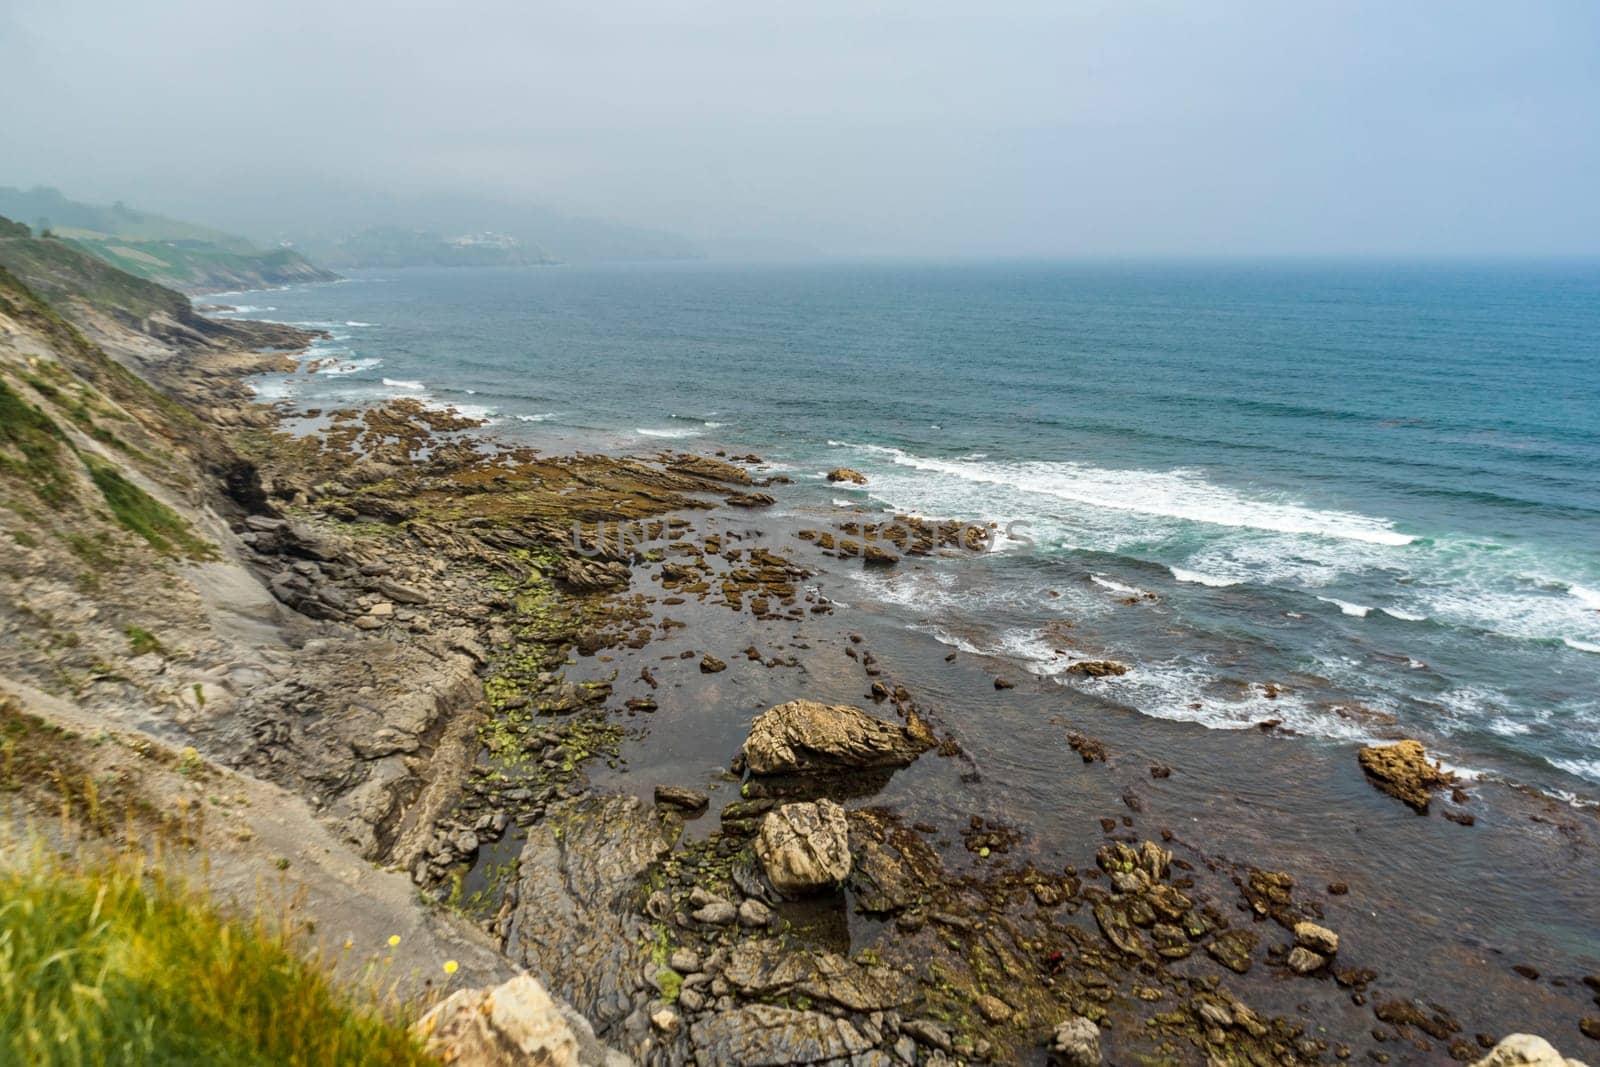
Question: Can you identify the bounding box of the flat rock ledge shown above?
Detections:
[742,700,933,777]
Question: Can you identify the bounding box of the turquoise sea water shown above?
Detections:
[219,259,1600,799]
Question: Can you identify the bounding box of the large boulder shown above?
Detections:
[742,700,932,776]
[754,800,852,894]
[1358,739,1455,813]
[1470,1034,1592,1067]
[413,973,624,1066]
[825,468,868,484]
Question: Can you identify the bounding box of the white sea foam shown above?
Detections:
[382,378,425,391]
[637,427,702,439]
[1169,567,1241,588]
[1379,606,1428,622]
[418,397,495,421]
[1571,584,1600,611]
[318,358,382,376]
[513,412,560,423]
[1564,638,1600,654]
[1090,575,1150,597]
[344,320,376,327]
[832,443,1416,546]
[704,421,726,429]
[1317,596,1372,618]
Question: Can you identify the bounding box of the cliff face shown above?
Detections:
[0,220,527,1007]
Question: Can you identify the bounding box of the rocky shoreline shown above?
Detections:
[2,250,1598,1066]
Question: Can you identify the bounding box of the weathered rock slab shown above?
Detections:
[742,700,932,776]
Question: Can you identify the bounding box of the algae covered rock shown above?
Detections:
[742,699,932,776]
[754,799,851,894]
[1358,738,1455,813]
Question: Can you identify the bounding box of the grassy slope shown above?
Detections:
[0,188,335,292]
[0,848,431,1067]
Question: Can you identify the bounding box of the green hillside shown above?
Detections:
[0,187,337,294]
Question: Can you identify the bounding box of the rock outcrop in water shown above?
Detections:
[742,699,933,776]
[1358,738,1456,813]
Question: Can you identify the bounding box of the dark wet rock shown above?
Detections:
[845,808,941,915]
[689,1003,872,1067]
[754,800,852,895]
[1374,998,1460,1040]
[655,785,710,813]
[722,940,914,1012]
[506,795,672,1043]
[1050,1016,1102,1066]
[994,677,1015,690]
[700,653,727,673]
[1239,867,1300,927]
[1064,660,1129,677]
[826,468,869,485]
[1358,738,1456,813]
[1206,928,1258,974]
[725,491,776,508]
[861,542,899,567]
[1093,900,1147,958]
[742,700,933,777]
[1067,732,1107,763]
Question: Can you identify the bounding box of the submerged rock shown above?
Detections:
[1470,1034,1593,1067]
[754,799,852,894]
[1358,738,1456,813]
[653,784,710,813]
[742,700,933,776]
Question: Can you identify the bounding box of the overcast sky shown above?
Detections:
[3,0,1598,256]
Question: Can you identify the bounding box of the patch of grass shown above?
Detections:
[64,532,116,568]
[0,378,74,505]
[84,455,214,559]
[0,848,434,1066]
[124,625,164,657]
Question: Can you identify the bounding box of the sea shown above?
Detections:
[212,258,1600,803]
